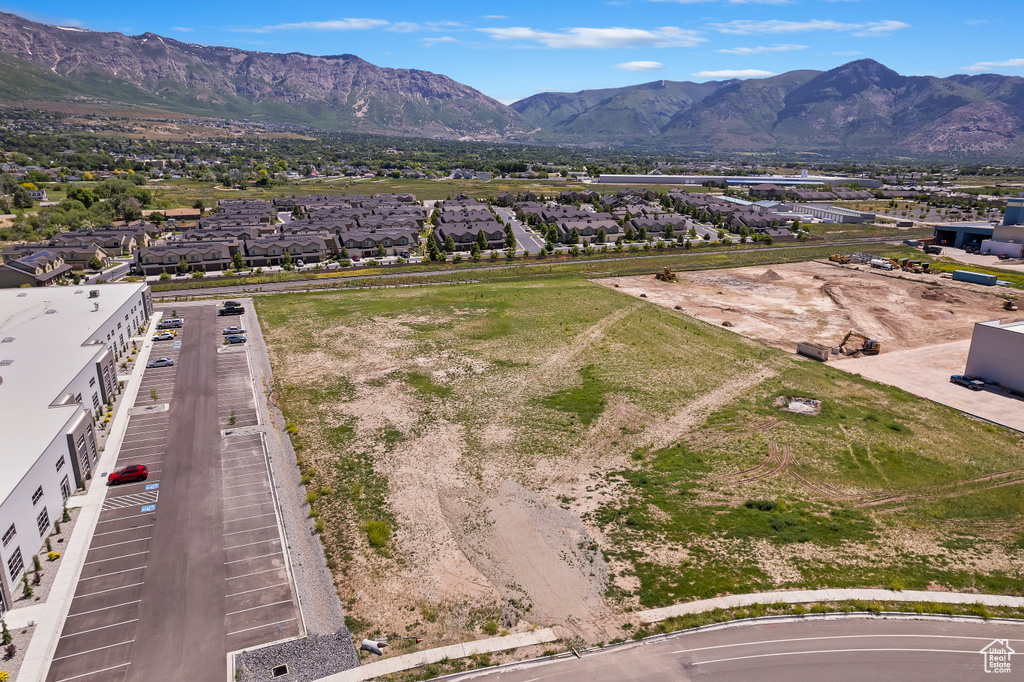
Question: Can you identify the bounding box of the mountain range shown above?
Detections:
[1,11,1024,160]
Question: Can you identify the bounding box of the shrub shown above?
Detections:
[482,619,499,636]
[364,520,392,548]
[314,519,324,534]
[744,499,778,512]
[47,551,61,562]
[306,491,319,504]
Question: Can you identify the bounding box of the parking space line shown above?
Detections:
[83,551,149,566]
[225,551,281,565]
[225,538,280,551]
[77,583,144,598]
[226,618,296,637]
[226,582,288,598]
[225,600,291,616]
[92,538,150,551]
[222,463,265,471]
[93,524,154,537]
[223,501,271,512]
[60,619,138,639]
[67,600,141,618]
[222,472,269,481]
[223,525,277,537]
[54,662,130,681]
[225,566,286,581]
[222,482,269,492]
[78,566,146,581]
[52,639,134,661]
[225,512,276,523]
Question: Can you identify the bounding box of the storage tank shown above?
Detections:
[952,270,997,286]
[870,259,894,270]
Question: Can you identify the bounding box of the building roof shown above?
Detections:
[0,283,149,502]
[979,319,1024,335]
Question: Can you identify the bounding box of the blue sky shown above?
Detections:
[5,0,1024,103]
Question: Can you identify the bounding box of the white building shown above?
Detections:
[964,320,1024,394]
[981,225,1024,259]
[0,283,152,614]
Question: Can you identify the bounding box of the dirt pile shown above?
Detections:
[758,269,784,282]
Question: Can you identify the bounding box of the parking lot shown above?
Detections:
[46,304,300,682]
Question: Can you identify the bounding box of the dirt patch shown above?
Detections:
[600,261,1011,354]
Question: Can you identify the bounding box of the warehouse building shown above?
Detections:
[964,320,1024,395]
[597,174,882,188]
[0,282,152,614]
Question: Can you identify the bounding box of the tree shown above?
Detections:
[664,224,675,241]
[377,244,387,258]
[470,244,481,261]
[232,251,245,270]
[443,234,456,253]
[340,247,349,260]
[192,200,205,212]
[87,255,103,271]
[117,196,143,222]
[67,186,97,208]
[177,258,189,275]
[567,227,580,245]
[475,229,488,250]
[624,226,635,241]
[638,226,647,242]
[148,211,165,226]
[504,231,516,250]
[12,187,32,209]
[596,227,606,244]
[282,251,294,269]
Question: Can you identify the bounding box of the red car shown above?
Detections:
[108,464,149,485]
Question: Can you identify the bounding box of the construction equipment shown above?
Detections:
[836,330,881,356]
[1005,299,1019,312]
[829,254,851,264]
[655,267,678,282]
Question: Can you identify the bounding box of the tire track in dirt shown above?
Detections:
[857,469,1024,507]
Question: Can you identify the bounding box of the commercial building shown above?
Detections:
[787,203,876,224]
[0,283,152,614]
[597,174,882,189]
[931,222,996,249]
[965,320,1024,394]
[1003,198,1024,226]
[981,225,1024,259]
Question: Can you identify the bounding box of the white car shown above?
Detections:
[222,326,247,335]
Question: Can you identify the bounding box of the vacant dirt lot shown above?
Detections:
[600,261,1014,355]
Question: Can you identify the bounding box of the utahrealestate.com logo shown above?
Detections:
[981,640,1014,674]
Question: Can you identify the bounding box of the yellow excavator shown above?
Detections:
[837,330,881,356]
[829,254,851,264]
[1005,299,1019,312]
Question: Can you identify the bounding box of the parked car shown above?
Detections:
[950,374,985,391]
[218,307,245,316]
[296,259,305,267]
[399,251,411,258]
[222,326,246,335]
[108,464,149,485]
[223,300,242,308]
[352,256,361,262]
[225,334,247,344]
[157,318,183,329]
[153,332,176,341]
[147,357,175,368]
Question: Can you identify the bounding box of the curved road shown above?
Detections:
[447,618,1021,681]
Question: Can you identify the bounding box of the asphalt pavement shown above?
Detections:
[446,618,1023,681]
[44,304,300,682]
[494,207,547,253]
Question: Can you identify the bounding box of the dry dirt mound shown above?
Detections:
[440,481,609,633]
[758,269,784,282]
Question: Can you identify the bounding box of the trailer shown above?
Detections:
[952,270,997,286]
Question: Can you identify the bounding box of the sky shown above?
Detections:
[5,0,1024,103]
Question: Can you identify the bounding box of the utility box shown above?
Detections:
[797,342,830,362]
[953,270,997,286]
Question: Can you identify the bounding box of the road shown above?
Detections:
[45,305,300,682]
[494,207,547,253]
[447,618,1022,681]
[152,238,901,300]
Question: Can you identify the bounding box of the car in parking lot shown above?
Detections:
[223,300,242,308]
[950,374,985,391]
[222,326,247,335]
[147,357,175,368]
[108,464,148,485]
[218,306,245,316]
[224,334,247,344]
[157,318,183,329]
[153,332,176,341]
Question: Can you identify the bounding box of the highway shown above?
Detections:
[446,618,1022,681]
[152,238,901,300]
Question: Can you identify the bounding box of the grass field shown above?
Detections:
[256,267,1024,647]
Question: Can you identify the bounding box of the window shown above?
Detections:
[31,486,43,505]
[2,524,15,548]
[7,547,23,580]
[75,394,82,404]
[92,393,100,409]
[56,456,66,472]
[89,377,96,387]
[117,322,122,330]
[37,508,50,537]
[61,477,71,502]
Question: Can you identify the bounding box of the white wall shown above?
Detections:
[965,322,1024,394]
[980,240,1024,258]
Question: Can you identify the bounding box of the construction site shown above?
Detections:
[601,259,1024,431]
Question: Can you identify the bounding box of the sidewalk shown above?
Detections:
[319,628,560,682]
[16,315,162,682]
[636,588,1024,624]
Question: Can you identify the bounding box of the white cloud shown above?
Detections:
[832,50,862,56]
[478,26,705,49]
[422,36,459,47]
[693,69,774,78]
[711,19,909,37]
[964,58,1024,72]
[231,18,390,34]
[718,43,806,55]
[617,60,665,71]
[171,26,193,32]
[483,15,509,20]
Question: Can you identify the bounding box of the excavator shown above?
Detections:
[836,330,882,356]
[1005,299,1019,312]
[829,254,851,264]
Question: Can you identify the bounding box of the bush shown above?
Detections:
[159,272,171,281]
[306,491,319,504]
[314,519,324,534]
[482,619,499,636]
[47,551,61,562]
[364,520,392,548]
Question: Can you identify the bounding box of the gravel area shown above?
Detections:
[236,633,360,682]
[0,623,35,681]
[243,299,357,662]
[5,506,80,612]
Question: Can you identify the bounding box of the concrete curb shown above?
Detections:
[16,315,162,682]
[634,588,1024,624]
[317,628,561,682]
